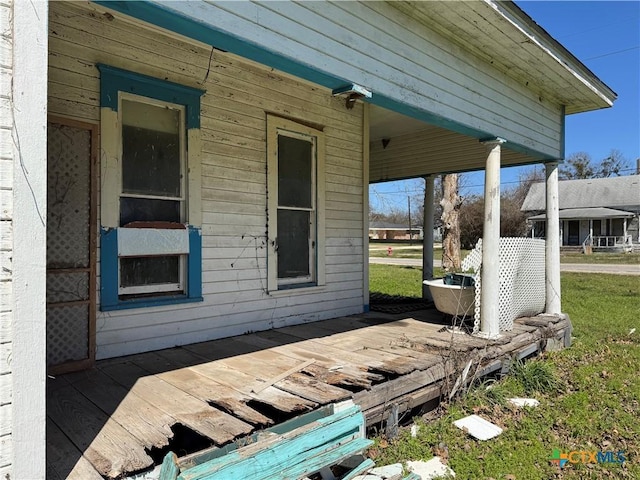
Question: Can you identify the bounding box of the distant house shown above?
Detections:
[369,222,424,241]
[522,175,640,250]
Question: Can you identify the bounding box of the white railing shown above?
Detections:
[584,235,634,252]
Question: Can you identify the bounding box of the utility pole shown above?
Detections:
[408,196,412,244]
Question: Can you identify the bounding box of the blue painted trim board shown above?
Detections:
[99,226,203,311]
[187,226,202,299]
[97,64,205,128]
[93,0,556,162]
[100,227,119,309]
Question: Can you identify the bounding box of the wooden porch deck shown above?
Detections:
[46,309,571,479]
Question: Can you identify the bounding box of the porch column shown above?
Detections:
[422,175,435,300]
[11,0,48,477]
[479,138,504,338]
[545,161,562,314]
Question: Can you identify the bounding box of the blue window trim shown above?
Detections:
[100,226,203,311]
[97,64,205,128]
[98,65,204,311]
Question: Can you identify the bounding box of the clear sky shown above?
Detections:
[370,1,640,212]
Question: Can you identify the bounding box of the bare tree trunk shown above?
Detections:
[440,173,462,272]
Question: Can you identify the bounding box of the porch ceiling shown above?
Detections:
[392,1,616,115]
[369,105,537,182]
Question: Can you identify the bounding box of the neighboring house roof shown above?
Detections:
[528,207,636,221]
[369,222,423,230]
[521,175,640,212]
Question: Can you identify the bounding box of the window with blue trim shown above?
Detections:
[98,65,204,310]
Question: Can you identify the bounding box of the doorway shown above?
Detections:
[567,220,580,246]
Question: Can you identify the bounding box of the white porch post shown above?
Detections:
[545,161,562,314]
[11,0,48,477]
[479,138,504,338]
[422,175,435,300]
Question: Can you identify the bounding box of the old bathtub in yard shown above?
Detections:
[424,275,475,318]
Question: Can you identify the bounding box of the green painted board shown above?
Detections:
[177,404,371,480]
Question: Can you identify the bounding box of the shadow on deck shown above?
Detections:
[46,308,571,479]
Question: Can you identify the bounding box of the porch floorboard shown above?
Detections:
[46,309,571,479]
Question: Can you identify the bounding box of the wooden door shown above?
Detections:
[46,118,97,374]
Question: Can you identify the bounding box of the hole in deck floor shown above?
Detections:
[146,423,214,464]
[246,400,308,424]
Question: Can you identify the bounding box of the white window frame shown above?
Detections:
[267,115,325,292]
[117,93,188,297]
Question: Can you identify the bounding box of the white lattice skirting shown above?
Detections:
[462,237,546,334]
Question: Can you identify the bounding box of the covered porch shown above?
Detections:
[528,208,635,252]
[47,308,571,479]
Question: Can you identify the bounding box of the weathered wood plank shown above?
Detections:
[159,368,273,427]
[241,331,379,389]
[275,373,352,405]
[46,378,153,478]
[353,363,449,412]
[99,362,253,445]
[272,326,391,372]
[64,368,176,449]
[184,359,318,414]
[46,418,104,480]
[210,346,353,406]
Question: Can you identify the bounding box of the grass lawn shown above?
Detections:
[369,242,640,265]
[368,266,640,479]
[560,252,640,264]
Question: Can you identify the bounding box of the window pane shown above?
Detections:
[120,256,180,288]
[277,209,310,279]
[120,197,181,226]
[278,135,312,208]
[122,100,181,197]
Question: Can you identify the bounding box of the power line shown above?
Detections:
[371,168,639,195]
[585,46,639,61]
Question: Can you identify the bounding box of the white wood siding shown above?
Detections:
[0,0,13,473]
[154,0,564,159]
[48,2,365,359]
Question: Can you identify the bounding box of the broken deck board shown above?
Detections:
[158,368,273,427]
[236,332,379,389]
[100,362,254,444]
[254,328,390,375]
[213,348,353,405]
[185,356,318,414]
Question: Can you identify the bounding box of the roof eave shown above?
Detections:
[494,1,617,114]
